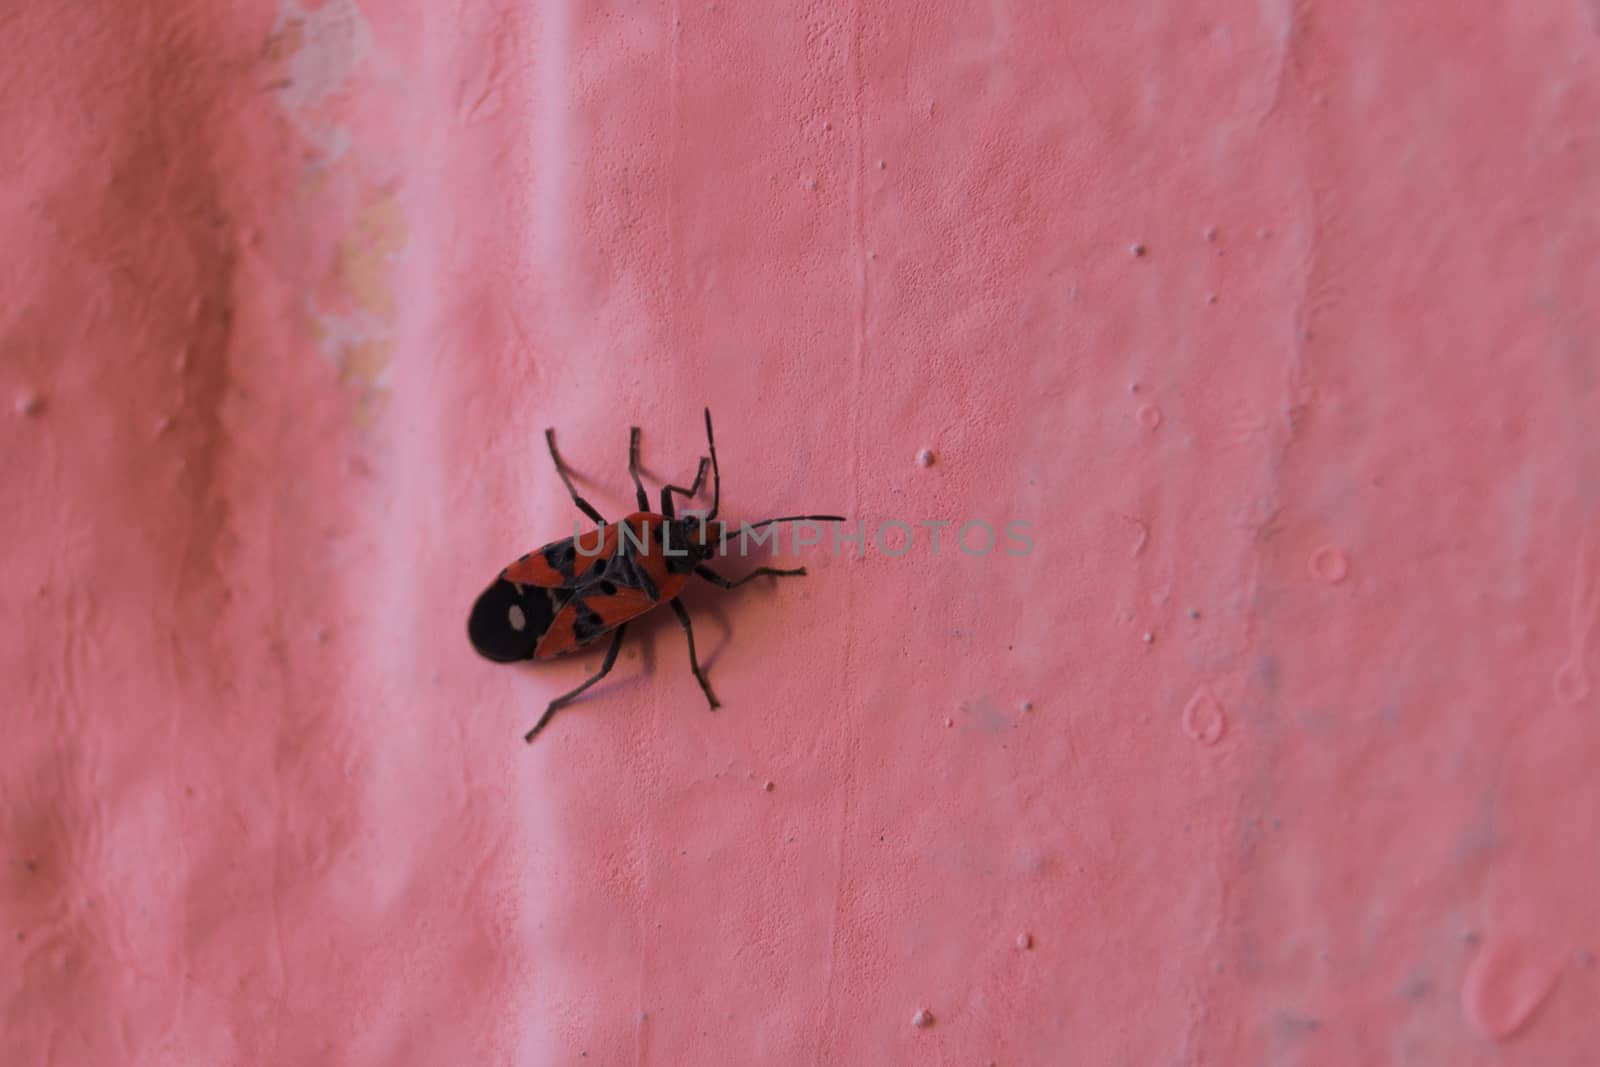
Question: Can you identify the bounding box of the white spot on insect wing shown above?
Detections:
[508,604,527,631]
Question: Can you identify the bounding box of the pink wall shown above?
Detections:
[5,0,1599,1063]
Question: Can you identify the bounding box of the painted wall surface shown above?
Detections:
[4,1,1599,1064]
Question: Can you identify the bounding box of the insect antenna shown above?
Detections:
[744,514,846,530]
[699,407,841,531]
[704,407,721,521]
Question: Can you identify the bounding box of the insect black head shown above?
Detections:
[468,577,555,663]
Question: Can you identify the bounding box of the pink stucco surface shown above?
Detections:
[5,1,1600,1063]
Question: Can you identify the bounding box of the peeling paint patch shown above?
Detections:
[339,339,393,428]
[265,0,403,428]
[336,193,407,319]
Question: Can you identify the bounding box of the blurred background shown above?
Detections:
[4,1,1598,1063]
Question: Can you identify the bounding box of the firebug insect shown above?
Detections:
[468,408,843,742]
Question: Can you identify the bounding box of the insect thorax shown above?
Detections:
[632,516,713,574]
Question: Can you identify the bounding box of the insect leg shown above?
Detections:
[628,427,650,511]
[524,624,628,742]
[694,564,807,589]
[545,428,605,525]
[658,457,709,519]
[668,598,719,709]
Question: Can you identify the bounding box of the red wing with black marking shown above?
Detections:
[503,524,621,588]
[535,582,658,658]
[511,514,688,658]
